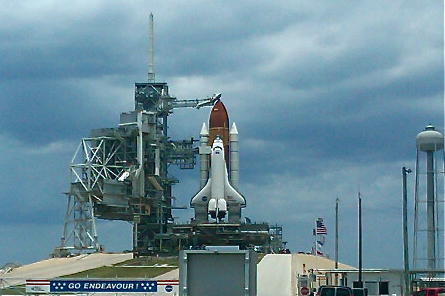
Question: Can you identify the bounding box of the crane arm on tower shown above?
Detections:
[171,93,221,109]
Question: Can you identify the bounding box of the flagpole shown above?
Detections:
[315,220,318,256]
[314,218,328,283]
[315,219,318,280]
[358,192,363,288]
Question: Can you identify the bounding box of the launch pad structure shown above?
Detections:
[55,15,280,257]
[56,80,276,256]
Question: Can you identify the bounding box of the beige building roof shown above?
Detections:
[292,253,356,275]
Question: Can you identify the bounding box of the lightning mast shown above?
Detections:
[148,13,155,83]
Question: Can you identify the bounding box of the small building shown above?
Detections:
[320,269,405,296]
[288,254,406,296]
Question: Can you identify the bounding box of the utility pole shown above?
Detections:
[358,192,363,288]
[402,167,412,296]
[335,197,339,285]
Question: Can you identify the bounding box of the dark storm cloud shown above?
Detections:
[153,2,312,77]
[0,78,127,145]
[235,12,443,175]
[0,137,71,225]
[0,1,164,79]
[0,3,145,146]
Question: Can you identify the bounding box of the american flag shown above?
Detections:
[316,220,327,235]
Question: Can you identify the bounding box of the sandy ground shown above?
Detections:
[0,253,133,287]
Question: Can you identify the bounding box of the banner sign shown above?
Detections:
[49,280,157,293]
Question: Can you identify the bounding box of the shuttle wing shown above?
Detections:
[191,178,212,206]
[224,176,245,206]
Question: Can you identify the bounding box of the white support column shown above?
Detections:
[230,123,239,190]
[199,123,210,189]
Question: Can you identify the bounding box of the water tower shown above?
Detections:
[413,125,444,271]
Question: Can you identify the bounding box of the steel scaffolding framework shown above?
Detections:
[59,137,127,252]
[56,81,219,256]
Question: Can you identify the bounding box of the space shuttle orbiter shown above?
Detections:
[190,99,246,223]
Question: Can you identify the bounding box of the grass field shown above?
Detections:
[62,257,179,278]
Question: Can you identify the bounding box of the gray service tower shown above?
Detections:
[56,15,279,256]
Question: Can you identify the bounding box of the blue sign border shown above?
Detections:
[50,280,157,293]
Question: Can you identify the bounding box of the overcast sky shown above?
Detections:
[0,1,443,270]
